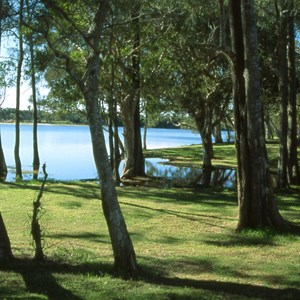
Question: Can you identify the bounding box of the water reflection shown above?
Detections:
[4,156,236,189]
[145,158,236,189]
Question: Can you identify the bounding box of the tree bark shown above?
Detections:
[122,2,145,179]
[27,17,40,180]
[194,107,214,169]
[287,0,300,184]
[276,0,289,188]
[214,123,223,143]
[229,0,294,231]
[0,132,7,181]
[14,0,24,180]
[0,3,6,182]
[81,2,137,272]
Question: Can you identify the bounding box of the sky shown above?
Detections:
[1,36,41,110]
[2,85,33,110]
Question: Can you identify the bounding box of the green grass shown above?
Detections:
[1,179,300,299]
[144,141,295,172]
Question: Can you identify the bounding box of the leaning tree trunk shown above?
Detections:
[84,82,137,272]
[14,0,24,180]
[42,0,138,272]
[82,3,137,272]
[287,0,300,185]
[229,0,294,231]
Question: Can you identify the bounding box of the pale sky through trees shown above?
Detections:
[0,36,46,110]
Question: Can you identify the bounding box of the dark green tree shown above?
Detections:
[228,0,299,232]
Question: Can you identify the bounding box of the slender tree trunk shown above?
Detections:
[229,0,294,231]
[143,107,148,150]
[15,0,24,180]
[0,5,6,182]
[277,1,289,188]
[122,116,135,178]
[132,2,145,176]
[287,0,300,185]
[108,19,115,172]
[81,2,137,272]
[84,86,137,272]
[113,100,121,183]
[28,30,40,180]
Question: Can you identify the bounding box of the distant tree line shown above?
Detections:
[0,107,191,128]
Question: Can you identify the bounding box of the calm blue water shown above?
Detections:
[1,123,211,181]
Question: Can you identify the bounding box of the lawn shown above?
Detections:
[144,141,285,171]
[1,175,300,299]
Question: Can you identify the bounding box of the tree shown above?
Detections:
[39,0,138,272]
[104,1,145,179]
[14,0,24,179]
[25,0,40,180]
[158,1,231,168]
[228,0,298,231]
[276,0,290,188]
[0,0,10,181]
[286,0,300,185]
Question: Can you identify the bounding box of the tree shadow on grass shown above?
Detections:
[3,181,100,201]
[1,258,84,300]
[119,200,235,229]
[19,270,82,300]
[1,258,300,300]
[138,264,300,300]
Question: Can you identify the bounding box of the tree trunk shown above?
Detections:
[27,21,40,180]
[277,0,289,188]
[14,0,24,180]
[84,88,137,272]
[143,108,148,150]
[194,111,214,169]
[264,110,274,139]
[0,132,7,181]
[287,0,300,185]
[0,4,6,182]
[113,102,121,184]
[0,212,13,262]
[122,3,145,178]
[214,123,223,143]
[229,0,294,231]
[82,2,137,272]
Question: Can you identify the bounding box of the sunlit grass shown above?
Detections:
[145,140,298,172]
[1,179,300,299]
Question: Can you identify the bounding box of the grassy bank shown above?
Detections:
[1,176,300,299]
[144,141,284,171]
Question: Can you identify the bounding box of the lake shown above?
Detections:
[1,123,209,181]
